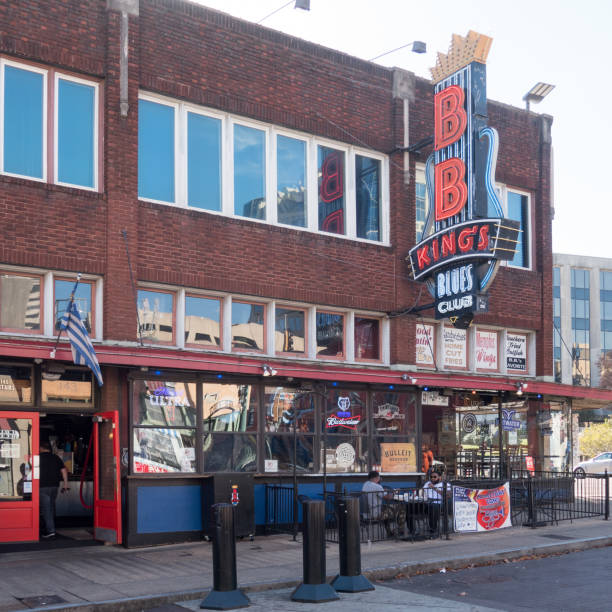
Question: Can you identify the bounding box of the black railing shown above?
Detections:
[264,484,295,535]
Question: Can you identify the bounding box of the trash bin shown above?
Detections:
[203,473,255,538]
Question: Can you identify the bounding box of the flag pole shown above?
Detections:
[50,273,81,359]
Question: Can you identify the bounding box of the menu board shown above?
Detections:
[475,329,498,371]
[415,323,435,366]
[442,327,467,369]
[506,333,527,372]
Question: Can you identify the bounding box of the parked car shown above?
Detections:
[573,452,612,477]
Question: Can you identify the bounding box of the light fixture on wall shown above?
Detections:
[516,382,528,396]
[262,364,278,377]
[523,82,555,111]
[401,374,418,384]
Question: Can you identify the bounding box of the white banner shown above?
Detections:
[442,327,467,369]
[475,329,498,370]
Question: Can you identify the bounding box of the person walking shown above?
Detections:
[39,441,69,539]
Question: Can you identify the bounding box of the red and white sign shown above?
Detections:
[416,323,435,366]
[475,329,498,371]
[525,456,535,474]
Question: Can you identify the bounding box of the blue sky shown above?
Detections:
[195,0,611,259]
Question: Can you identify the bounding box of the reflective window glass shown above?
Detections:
[234,124,266,219]
[372,391,416,436]
[354,317,380,360]
[415,180,427,240]
[0,273,42,333]
[185,295,221,347]
[507,191,529,268]
[318,146,345,235]
[316,311,344,358]
[202,383,257,432]
[0,418,33,500]
[133,380,197,427]
[54,279,93,333]
[231,301,264,352]
[0,365,33,404]
[277,135,306,227]
[137,289,175,344]
[264,387,315,433]
[41,368,93,405]
[355,155,380,241]
[133,427,196,473]
[57,78,95,188]
[188,112,221,211]
[203,433,257,472]
[265,434,314,472]
[138,99,175,202]
[3,65,44,179]
[275,307,305,354]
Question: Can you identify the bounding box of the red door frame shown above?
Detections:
[0,411,39,543]
[93,410,122,544]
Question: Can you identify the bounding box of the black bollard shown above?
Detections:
[331,496,374,593]
[200,503,250,610]
[291,499,339,603]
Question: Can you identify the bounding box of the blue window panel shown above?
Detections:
[188,112,221,211]
[138,99,175,202]
[507,191,529,267]
[3,65,43,178]
[355,155,380,241]
[58,79,95,188]
[553,267,560,286]
[137,485,202,533]
[234,124,266,219]
[277,135,306,227]
[54,280,92,332]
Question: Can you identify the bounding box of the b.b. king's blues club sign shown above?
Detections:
[408,31,520,324]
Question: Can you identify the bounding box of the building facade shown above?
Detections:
[1,0,610,546]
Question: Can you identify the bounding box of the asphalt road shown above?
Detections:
[382,545,612,611]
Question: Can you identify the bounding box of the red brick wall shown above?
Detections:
[0,0,553,374]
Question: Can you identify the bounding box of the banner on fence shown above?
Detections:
[453,482,512,532]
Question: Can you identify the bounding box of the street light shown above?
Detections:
[523,82,555,111]
[369,40,427,62]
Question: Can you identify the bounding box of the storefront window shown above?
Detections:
[536,401,571,472]
[132,380,197,473]
[0,417,33,501]
[264,387,315,472]
[203,383,257,472]
[323,389,367,473]
[0,365,33,404]
[41,367,93,405]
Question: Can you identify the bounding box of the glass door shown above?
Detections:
[0,412,39,542]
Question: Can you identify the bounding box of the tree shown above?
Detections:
[597,350,612,389]
[578,419,612,458]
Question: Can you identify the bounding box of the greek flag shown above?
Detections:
[60,299,103,386]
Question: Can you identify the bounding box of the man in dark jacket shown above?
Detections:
[39,441,69,538]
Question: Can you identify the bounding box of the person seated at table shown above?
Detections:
[361,470,405,537]
[423,469,451,535]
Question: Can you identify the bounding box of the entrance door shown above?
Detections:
[0,412,39,542]
[93,411,122,544]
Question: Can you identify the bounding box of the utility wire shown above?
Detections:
[257,0,293,24]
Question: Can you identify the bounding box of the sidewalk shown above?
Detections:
[1,518,611,612]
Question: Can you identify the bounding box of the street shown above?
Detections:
[382,545,612,611]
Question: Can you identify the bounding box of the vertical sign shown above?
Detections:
[475,329,499,371]
[506,333,527,372]
[442,326,467,369]
[416,323,435,366]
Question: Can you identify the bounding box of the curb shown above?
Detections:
[21,535,612,612]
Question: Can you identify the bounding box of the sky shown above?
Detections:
[194,0,611,260]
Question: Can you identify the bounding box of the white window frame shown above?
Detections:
[0,59,48,184]
[495,184,532,271]
[54,72,99,191]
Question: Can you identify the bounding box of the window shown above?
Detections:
[318,145,345,235]
[132,380,197,473]
[1,60,99,189]
[137,93,388,243]
[231,301,265,352]
[234,124,266,219]
[571,268,590,386]
[0,365,33,404]
[0,272,43,333]
[316,311,345,359]
[277,135,306,227]
[185,295,221,348]
[599,271,612,388]
[137,289,175,344]
[354,317,380,361]
[507,190,530,268]
[41,367,93,405]
[54,278,94,333]
[138,98,175,202]
[275,307,306,355]
[415,164,430,241]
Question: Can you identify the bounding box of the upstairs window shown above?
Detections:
[54,278,94,333]
[318,146,345,235]
[234,124,266,220]
[138,289,175,345]
[507,190,530,268]
[1,60,99,190]
[0,272,42,334]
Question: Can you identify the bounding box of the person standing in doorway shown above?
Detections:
[422,443,434,475]
[39,441,69,539]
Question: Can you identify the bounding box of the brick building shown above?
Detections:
[1,0,610,546]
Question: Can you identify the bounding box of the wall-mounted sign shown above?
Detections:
[442,326,467,369]
[380,442,416,472]
[462,413,477,433]
[335,443,356,468]
[416,323,435,366]
[264,459,278,472]
[406,31,520,323]
[373,403,405,420]
[453,483,512,532]
[475,329,499,371]
[326,414,361,429]
[501,409,521,431]
[506,333,527,372]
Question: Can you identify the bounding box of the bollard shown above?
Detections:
[331,496,374,593]
[291,499,339,603]
[200,503,250,610]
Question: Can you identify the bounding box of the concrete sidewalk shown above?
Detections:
[1,518,611,612]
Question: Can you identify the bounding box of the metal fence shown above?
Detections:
[264,471,609,543]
